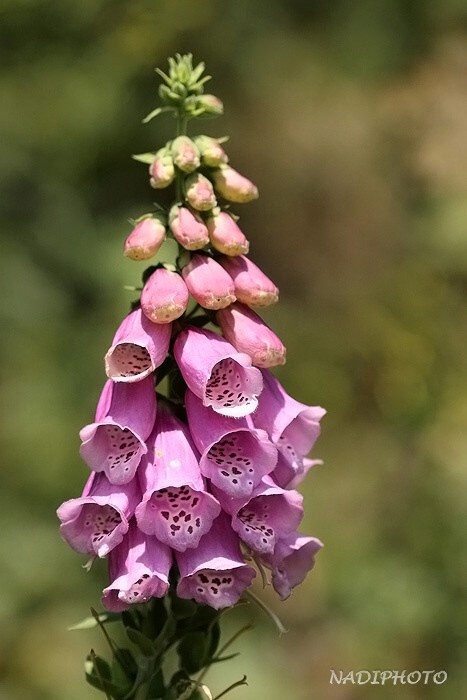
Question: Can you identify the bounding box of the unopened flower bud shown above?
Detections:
[195,94,224,116]
[182,254,236,310]
[185,172,217,211]
[123,215,166,261]
[171,136,200,173]
[149,146,175,188]
[219,255,278,306]
[194,135,229,167]
[212,166,258,203]
[217,302,286,368]
[141,267,189,323]
[207,211,249,256]
[169,205,209,250]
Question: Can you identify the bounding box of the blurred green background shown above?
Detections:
[1,1,467,698]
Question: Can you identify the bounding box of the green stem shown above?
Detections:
[175,109,188,203]
[212,676,248,700]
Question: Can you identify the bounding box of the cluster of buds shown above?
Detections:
[58,55,324,617]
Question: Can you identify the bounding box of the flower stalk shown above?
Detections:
[59,53,325,700]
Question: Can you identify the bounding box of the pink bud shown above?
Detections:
[185,173,217,211]
[169,205,209,250]
[206,211,249,256]
[219,255,279,307]
[182,254,236,310]
[123,215,166,261]
[171,136,200,173]
[149,147,175,188]
[212,166,258,203]
[195,94,224,115]
[194,135,229,167]
[141,268,189,323]
[216,302,286,368]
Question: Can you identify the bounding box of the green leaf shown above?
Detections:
[125,627,156,657]
[121,608,143,631]
[85,653,111,681]
[207,621,221,659]
[142,596,169,640]
[85,651,131,699]
[178,631,209,674]
[113,647,138,680]
[68,611,120,631]
[170,595,197,620]
[132,152,157,164]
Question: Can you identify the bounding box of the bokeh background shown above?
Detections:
[1,1,467,698]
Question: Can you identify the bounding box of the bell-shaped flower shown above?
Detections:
[265,532,323,600]
[79,377,156,485]
[173,326,263,417]
[219,255,278,307]
[57,471,140,558]
[206,211,249,256]
[185,173,217,211]
[135,403,221,551]
[182,254,236,310]
[194,135,229,167]
[123,215,166,261]
[217,302,286,368]
[171,136,200,173]
[185,389,277,498]
[176,514,256,609]
[104,308,171,382]
[253,370,326,487]
[169,205,209,250]
[212,166,258,203]
[149,146,175,189]
[102,521,171,612]
[211,475,303,556]
[141,267,189,323]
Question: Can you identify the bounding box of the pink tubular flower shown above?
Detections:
[169,205,209,250]
[171,136,200,173]
[206,211,249,256]
[185,389,277,498]
[173,326,263,417]
[141,267,189,323]
[176,514,256,609]
[194,135,229,167]
[266,533,323,600]
[149,146,175,188]
[212,166,258,203]
[102,521,171,612]
[219,255,279,307]
[57,471,140,558]
[79,377,156,485]
[104,308,172,382]
[185,173,217,211]
[182,254,236,310]
[211,476,303,556]
[253,370,326,487]
[135,403,221,551]
[216,302,286,368]
[123,215,166,261]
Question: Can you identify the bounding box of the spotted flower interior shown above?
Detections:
[205,357,259,415]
